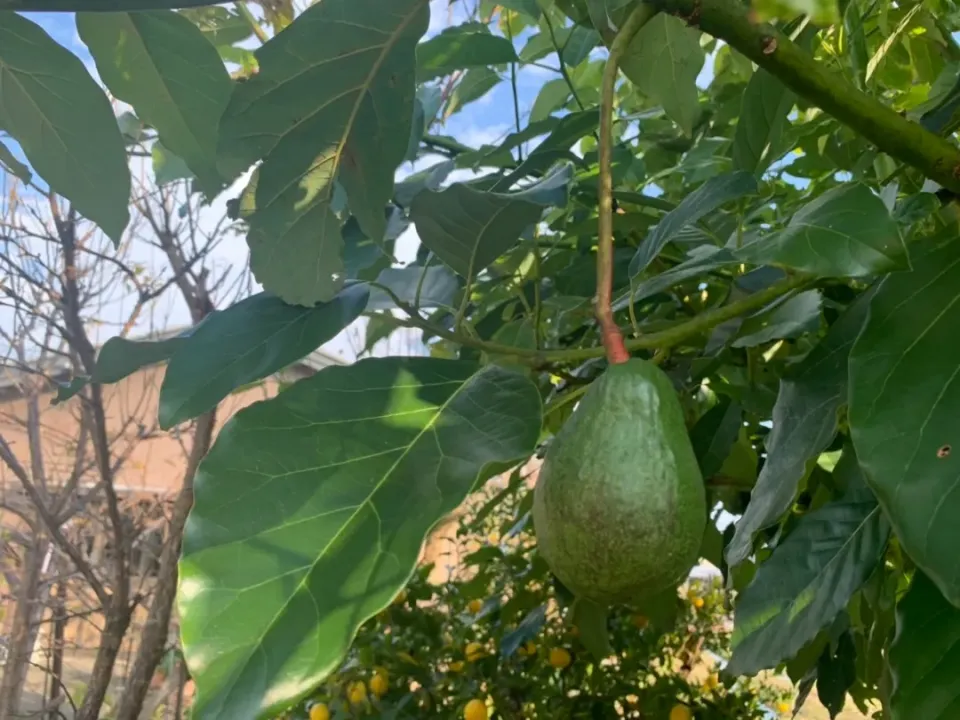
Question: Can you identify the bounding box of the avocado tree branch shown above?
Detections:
[374,273,810,366]
[640,0,960,192]
[598,3,658,365]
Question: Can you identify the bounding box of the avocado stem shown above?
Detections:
[597,3,658,365]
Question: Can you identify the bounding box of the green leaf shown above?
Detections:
[629,172,757,277]
[500,605,547,657]
[367,265,459,310]
[726,450,890,677]
[620,14,703,135]
[394,160,455,208]
[362,313,404,354]
[499,0,541,18]
[411,162,572,280]
[0,138,30,183]
[0,12,129,244]
[849,241,960,607]
[732,290,822,348]
[54,330,195,404]
[571,598,612,660]
[179,358,542,718]
[726,288,874,565]
[520,29,569,63]
[217,0,428,304]
[732,69,795,174]
[153,141,194,185]
[77,10,231,197]
[816,630,857,719]
[618,247,738,308]
[561,25,599,67]
[179,6,253,47]
[444,67,501,117]
[159,286,369,428]
[416,25,517,81]
[690,399,742,479]
[888,572,960,719]
[739,185,908,278]
[530,77,572,122]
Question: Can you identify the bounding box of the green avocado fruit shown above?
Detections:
[533,358,707,606]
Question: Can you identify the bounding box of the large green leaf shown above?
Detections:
[628,171,757,278]
[179,358,542,718]
[530,78,572,122]
[217,0,428,305]
[411,163,573,280]
[53,325,210,404]
[0,12,129,243]
[740,184,908,278]
[179,6,253,47]
[732,69,795,174]
[732,290,822,348]
[690,399,742,479]
[152,141,194,185]
[620,13,703,135]
[726,288,874,565]
[158,286,369,429]
[616,247,739,309]
[367,265,459,310]
[417,24,517,81]
[850,242,960,606]
[726,450,890,677]
[0,138,30,183]
[77,10,231,197]
[445,67,501,117]
[889,572,960,719]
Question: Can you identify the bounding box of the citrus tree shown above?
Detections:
[3,0,960,718]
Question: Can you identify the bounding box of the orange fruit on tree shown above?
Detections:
[464,698,488,720]
[548,647,572,669]
[369,671,388,697]
[347,680,366,706]
[308,703,330,720]
[465,641,486,662]
[669,704,692,720]
[467,599,483,614]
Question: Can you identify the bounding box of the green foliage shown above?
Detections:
[8,0,960,717]
[276,483,789,719]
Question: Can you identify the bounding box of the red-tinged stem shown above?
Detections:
[597,4,658,365]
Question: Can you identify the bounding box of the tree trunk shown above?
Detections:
[114,412,214,720]
[75,605,133,720]
[0,542,43,720]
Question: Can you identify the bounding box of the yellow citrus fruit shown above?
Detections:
[702,673,719,691]
[517,640,537,657]
[467,599,483,614]
[548,647,572,669]
[347,681,367,705]
[777,701,792,714]
[488,532,501,545]
[464,698,488,720]
[693,597,705,609]
[308,703,330,720]
[369,673,388,697]
[669,704,692,720]
[465,641,486,662]
[448,660,465,672]
[392,589,408,606]
[632,614,649,630]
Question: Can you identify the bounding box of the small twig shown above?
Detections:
[234,1,269,43]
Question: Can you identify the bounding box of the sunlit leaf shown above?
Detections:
[180,358,542,718]
[0,12,129,243]
[727,449,889,676]
[217,0,428,305]
[850,242,960,606]
[77,10,231,196]
[159,286,369,428]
